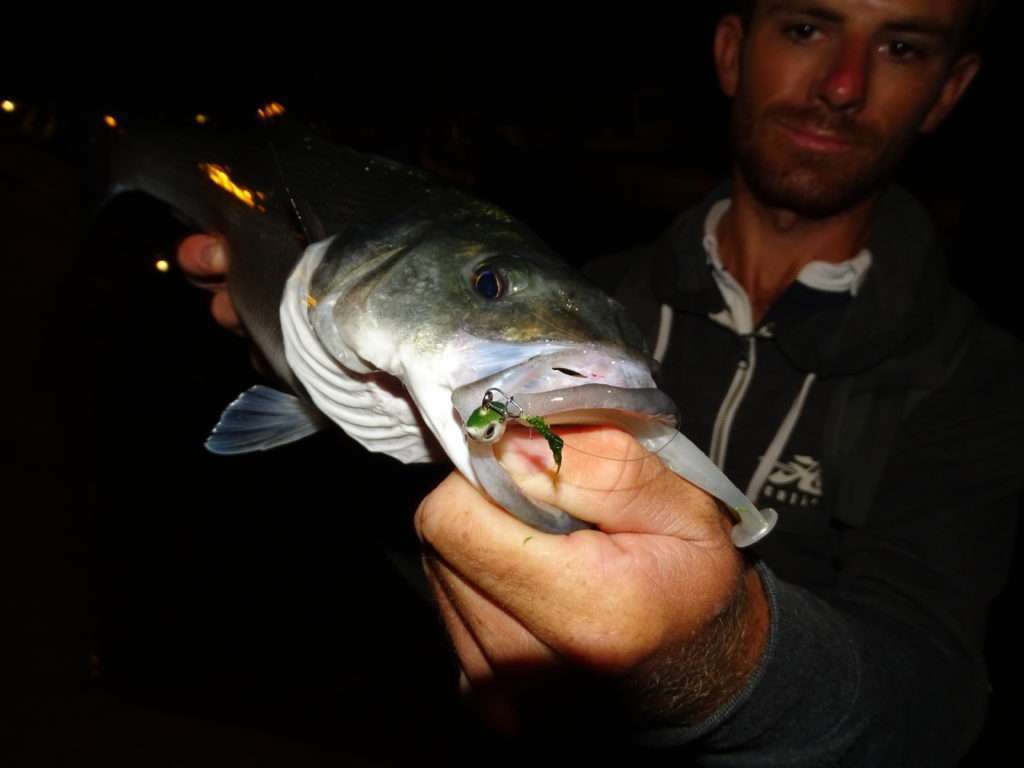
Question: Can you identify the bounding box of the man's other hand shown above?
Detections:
[177,234,242,334]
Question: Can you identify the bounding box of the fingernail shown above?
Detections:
[200,240,226,272]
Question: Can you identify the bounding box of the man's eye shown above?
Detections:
[884,40,927,62]
[784,23,822,42]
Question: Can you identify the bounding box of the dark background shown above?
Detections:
[2,6,1019,765]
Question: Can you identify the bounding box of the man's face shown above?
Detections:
[718,0,978,217]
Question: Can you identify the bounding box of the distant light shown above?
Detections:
[257,101,286,120]
[199,162,261,209]
[155,259,170,273]
[195,113,208,125]
[1,100,14,113]
[103,115,118,128]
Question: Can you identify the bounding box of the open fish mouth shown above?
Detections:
[452,344,665,411]
[450,349,776,546]
[451,346,678,441]
[450,348,680,535]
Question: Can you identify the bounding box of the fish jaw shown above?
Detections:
[423,338,660,483]
[448,342,660,424]
[441,343,669,535]
[396,335,659,487]
[394,335,571,484]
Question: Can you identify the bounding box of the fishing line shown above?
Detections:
[496,427,685,497]
[564,427,680,460]
[503,420,682,463]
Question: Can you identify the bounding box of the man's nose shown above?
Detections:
[816,38,870,111]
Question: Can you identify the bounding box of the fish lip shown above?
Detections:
[451,344,660,424]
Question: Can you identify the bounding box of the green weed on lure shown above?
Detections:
[465,388,564,472]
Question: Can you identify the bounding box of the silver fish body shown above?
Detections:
[105,114,775,545]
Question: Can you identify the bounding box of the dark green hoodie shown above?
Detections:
[588,184,1024,765]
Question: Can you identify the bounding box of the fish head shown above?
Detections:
[309,195,647,377]
[299,193,659,480]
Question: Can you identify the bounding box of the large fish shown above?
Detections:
[104,110,776,546]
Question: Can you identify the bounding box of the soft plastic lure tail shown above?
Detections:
[456,379,777,545]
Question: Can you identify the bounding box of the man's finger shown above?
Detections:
[415,470,728,668]
[177,234,244,334]
[177,234,229,285]
[425,554,556,672]
[211,290,243,335]
[495,426,727,540]
[423,557,496,684]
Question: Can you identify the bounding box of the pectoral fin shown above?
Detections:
[205,385,329,455]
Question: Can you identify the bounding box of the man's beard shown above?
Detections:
[731,99,915,219]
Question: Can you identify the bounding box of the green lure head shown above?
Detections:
[464,389,563,473]
[465,404,507,444]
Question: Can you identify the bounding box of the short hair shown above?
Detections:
[724,0,996,55]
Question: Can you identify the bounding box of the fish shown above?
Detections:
[103,109,776,547]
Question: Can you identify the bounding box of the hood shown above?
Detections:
[655,183,954,378]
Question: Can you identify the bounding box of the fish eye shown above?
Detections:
[472,266,504,300]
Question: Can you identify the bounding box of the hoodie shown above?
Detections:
[587,184,1024,766]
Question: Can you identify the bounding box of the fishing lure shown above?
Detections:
[465,388,564,472]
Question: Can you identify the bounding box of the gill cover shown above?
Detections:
[277,239,439,463]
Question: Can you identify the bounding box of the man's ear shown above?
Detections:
[714,14,745,98]
[920,53,981,133]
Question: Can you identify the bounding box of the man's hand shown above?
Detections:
[176,232,770,735]
[176,233,242,334]
[415,425,769,735]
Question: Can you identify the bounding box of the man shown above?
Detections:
[180,0,1021,762]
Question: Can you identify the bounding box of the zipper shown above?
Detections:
[709,336,756,469]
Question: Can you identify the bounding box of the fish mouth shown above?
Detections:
[451,343,666,424]
[448,351,775,547]
[450,345,678,535]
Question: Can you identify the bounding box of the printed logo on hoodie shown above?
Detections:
[761,454,822,507]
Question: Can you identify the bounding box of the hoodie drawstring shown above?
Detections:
[653,304,674,365]
[656,302,817,511]
[745,372,817,502]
